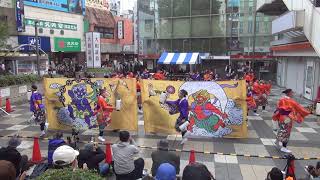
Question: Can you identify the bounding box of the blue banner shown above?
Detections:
[16,0,25,32]
[23,0,85,15]
[18,35,51,52]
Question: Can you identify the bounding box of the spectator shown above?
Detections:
[78,142,106,172]
[112,131,145,179]
[266,167,283,180]
[52,145,79,169]
[182,163,214,180]
[0,136,28,177]
[155,163,176,180]
[0,160,16,180]
[151,140,180,176]
[48,132,66,166]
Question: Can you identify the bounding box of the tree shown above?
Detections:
[0,21,9,49]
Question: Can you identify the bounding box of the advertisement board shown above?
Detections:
[54,37,81,52]
[117,20,124,39]
[24,0,85,14]
[18,35,51,52]
[16,0,25,32]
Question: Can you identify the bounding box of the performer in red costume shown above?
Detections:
[273,89,310,153]
[95,88,114,142]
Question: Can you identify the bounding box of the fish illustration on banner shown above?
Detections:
[141,80,247,138]
[44,78,137,131]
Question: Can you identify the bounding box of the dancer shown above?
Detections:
[166,89,190,144]
[273,89,310,153]
[30,85,46,137]
[95,88,114,142]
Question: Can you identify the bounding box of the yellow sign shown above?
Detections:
[141,80,248,138]
[43,78,137,131]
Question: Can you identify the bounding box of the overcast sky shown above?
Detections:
[120,0,135,11]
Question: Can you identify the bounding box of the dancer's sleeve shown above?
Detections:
[180,100,189,119]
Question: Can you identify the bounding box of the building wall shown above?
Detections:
[100,17,134,45]
[0,7,17,36]
[20,6,85,52]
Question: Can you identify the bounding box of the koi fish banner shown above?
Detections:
[141,80,248,138]
[43,78,138,131]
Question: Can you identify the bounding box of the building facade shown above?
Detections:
[137,0,274,71]
[257,0,320,100]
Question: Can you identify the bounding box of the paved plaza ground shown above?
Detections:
[0,86,320,180]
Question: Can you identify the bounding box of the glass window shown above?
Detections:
[239,22,243,33]
[145,20,153,32]
[212,0,224,14]
[264,22,269,33]
[173,18,190,38]
[306,66,313,89]
[255,21,260,33]
[248,21,252,33]
[191,16,210,37]
[158,0,171,18]
[173,0,190,17]
[158,39,172,52]
[158,19,172,38]
[94,27,114,39]
[211,14,225,36]
[191,39,210,52]
[210,38,226,54]
[192,0,210,15]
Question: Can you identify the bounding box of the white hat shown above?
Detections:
[53,145,79,166]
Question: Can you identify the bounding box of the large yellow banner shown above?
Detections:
[44,78,138,131]
[141,80,248,138]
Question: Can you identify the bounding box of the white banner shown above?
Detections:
[86,32,101,68]
[0,88,10,97]
[117,21,124,39]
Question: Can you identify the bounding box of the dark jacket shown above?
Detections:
[78,147,105,171]
[151,150,180,177]
[48,139,66,165]
[0,146,22,177]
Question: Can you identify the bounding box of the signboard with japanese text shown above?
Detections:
[24,0,86,15]
[86,0,109,10]
[138,40,143,55]
[25,19,77,31]
[54,37,81,52]
[85,32,101,68]
[18,35,51,52]
[16,0,25,32]
[117,20,124,39]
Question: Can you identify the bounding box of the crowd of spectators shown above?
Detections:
[1,131,317,180]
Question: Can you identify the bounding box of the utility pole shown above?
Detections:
[35,20,40,76]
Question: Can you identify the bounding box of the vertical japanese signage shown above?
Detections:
[16,0,25,32]
[138,40,143,55]
[117,20,124,39]
[86,32,101,68]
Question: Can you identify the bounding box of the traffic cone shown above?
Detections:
[31,137,42,163]
[189,150,196,164]
[5,98,13,113]
[105,143,112,164]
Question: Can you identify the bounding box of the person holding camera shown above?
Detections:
[78,142,106,173]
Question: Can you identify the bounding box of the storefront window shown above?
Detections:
[94,27,114,39]
[17,61,33,74]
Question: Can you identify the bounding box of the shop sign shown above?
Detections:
[85,32,101,68]
[86,0,109,10]
[16,0,25,32]
[117,20,124,39]
[138,40,143,55]
[18,35,51,52]
[54,37,81,52]
[0,0,13,8]
[0,88,10,97]
[24,0,86,15]
[25,19,77,31]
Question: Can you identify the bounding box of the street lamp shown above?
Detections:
[34,20,40,76]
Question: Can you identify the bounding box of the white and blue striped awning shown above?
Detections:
[158,52,200,64]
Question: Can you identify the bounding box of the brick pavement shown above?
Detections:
[0,86,319,180]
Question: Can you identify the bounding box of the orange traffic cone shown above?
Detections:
[31,137,42,163]
[105,143,112,164]
[189,150,196,164]
[5,98,13,113]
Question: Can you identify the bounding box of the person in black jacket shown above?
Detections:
[78,142,106,172]
[182,163,215,180]
[151,140,180,177]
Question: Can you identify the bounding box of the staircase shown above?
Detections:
[282,0,320,56]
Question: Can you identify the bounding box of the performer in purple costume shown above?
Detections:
[30,85,46,137]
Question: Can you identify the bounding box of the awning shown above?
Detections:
[158,52,200,64]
